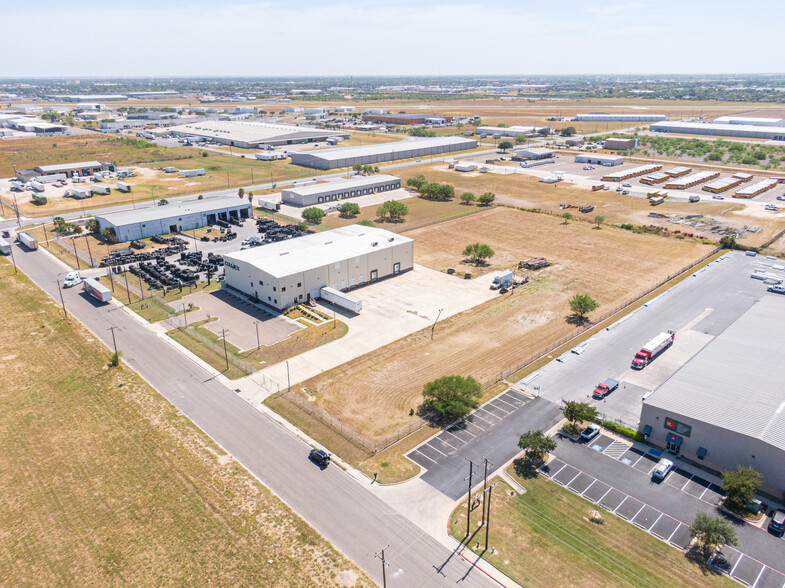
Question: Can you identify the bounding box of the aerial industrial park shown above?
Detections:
[2,2,785,587]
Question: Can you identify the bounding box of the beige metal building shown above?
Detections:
[281,175,401,207]
[639,295,785,493]
[223,225,414,311]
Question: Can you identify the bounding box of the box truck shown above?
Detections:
[592,378,619,399]
[490,271,514,290]
[83,278,112,303]
[92,184,111,195]
[116,181,131,193]
[259,199,281,212]
[30,180,45,192]
[0,237,10,255]
[319,286,361,313]
[631,331,675,369]
[16,232,38,250]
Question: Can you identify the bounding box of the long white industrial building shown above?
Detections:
[223,225,413,311]
[475,125,549,138]
[650,121,785,141]
[281,175,401,207]
[713,116,784,127]
[96,196,252,241]
[158,120,349,148]
[289,136,477,170]
[574,113,667,122]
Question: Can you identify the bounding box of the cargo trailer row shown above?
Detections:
[664,171,719,189]
[601,164,662,182]
[733,178,779,198]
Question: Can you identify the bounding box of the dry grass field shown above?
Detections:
[300,207,712,440]
[0,261,368,586]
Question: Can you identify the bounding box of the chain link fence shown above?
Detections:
[170,324,260,376]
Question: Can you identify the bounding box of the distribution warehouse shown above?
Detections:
[281,175,401,206]
[223,225,413,311]
[157,120,349,148]
[650,121,785,141]
[289,136,477,169]
[573,113,667,122]
[96,196,251,241]
[639,295,785,493]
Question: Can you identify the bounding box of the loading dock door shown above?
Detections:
[370,270,378,282]
[169,224,178,233]
[393,262,400,275]
[207,213,217,224]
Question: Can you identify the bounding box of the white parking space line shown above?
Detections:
[597,487,613,504]
[631,504,646,525]
[438,436,460,451]
[443,429,469,444]
[730,554,744,577]
[681,473,694,490]
[471,413,494,425]
[698,484,710,499]
[582,479,596,496]
[425,443,448,458]
[550,463,567,478]
[566,472,582,487]
[495,397,518,411]
[751,565,765,588]
[477,408,503,420]
[613,496,629,514]
[410,449,436,464]
[650,512,664,531]
[631,453,645,468]
[667,523,682,542]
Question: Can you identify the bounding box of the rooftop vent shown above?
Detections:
[388,237,394,242]
[371,241,378,246]
[280,251,289,256]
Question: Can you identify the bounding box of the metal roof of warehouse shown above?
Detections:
[284,174,399,196]
[645,295,785,452]
[299,136,476,162]
[651,121,785,135]
[162,120,345,143]
[98,196,248,226]
[224,225,412,278]
[37,161,102,173]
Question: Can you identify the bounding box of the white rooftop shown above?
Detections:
[37,161,102,173]
[98,196,249,227]
[645,295,785,452]
[162,120,346,143]
[297,136,476,163]
[713,116,784,126]
[283,174,399,196]
[224,225,412,278]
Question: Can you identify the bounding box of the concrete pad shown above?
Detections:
[249,264,497,400]
[755,566,785,588]
[616,496,645,520]
[650,514,681,540]
[621,329,713,390]
[567,472,595,494]
[632,505,661,530]
[553,464,580,486]
[669,524,693,550]
[600,488,627,511]
[583,480,612,503]
[732,555,765,586]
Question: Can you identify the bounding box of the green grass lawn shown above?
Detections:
[448,465,734,588]
[0,259,369,586]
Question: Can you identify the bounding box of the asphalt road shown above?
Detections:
[552,438,785,576]
[9,244,498,588]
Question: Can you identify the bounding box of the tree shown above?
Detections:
[477,192,495,206]
[562,212,573,224]
[460,192,476,205]
[518,430,557,463]
[380,200,408,221]
[247,191,254,205]
[560,127,577,137]
[357,219,376,227]
[723,466,762,511]
[719,235,736,250]
[238,187,245,199]
[462,242,495,265]
[339,202,360,217]
[406,175,426,190]
[303,207,325,224]
[85,218,99,233]
[690,513,738,556]
[594,215,605,227]
[422,375,482,419]
[352,163,363,173]
[52,216,67,232]
[569,293,599,319]
[538,127,550,136]
[515,134,527,144]
[498,140,514,152]
[562,401,598,435]
[101,227,117,243]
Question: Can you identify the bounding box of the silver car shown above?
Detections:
[652,458,674,480]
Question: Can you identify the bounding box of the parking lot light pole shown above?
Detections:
[108,326,119,365]
[465,459,475,538]
[221,328,229,371]
[253,321,260,350]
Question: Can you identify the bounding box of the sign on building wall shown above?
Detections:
[664,417,692,438]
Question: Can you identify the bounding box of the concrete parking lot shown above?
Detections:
[546,436,785,584]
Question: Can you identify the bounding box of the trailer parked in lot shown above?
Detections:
[319,286,361,313]
[258,199,281,212]
[631,331,675,369]
[30,180,45,192]
[83,278,112,303]
[92,184,111,195]
[179,168,206,178]
[16,232,38,250]
[69,186,92,199]
[116,181,131,192]
[0,237,10,255]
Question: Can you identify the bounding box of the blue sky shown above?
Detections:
[1,0,782,77]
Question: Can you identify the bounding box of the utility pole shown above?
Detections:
[107,268,115,292]
[56,278,67,318]
[182,303,188,328]
[286,360,291,393]
[123,271,131,303]
[71,238,81,270]
[464,459,475,538]
[431,307,443,340]
[108,326,119,365]
[84,234,94,267]
[484,483,496,551]
[254,320,260,350]
[42,222,49,246]
[333,308,336,329]
[137,269,145,300]
[374,545,390,588]
[221,328,229,370]
[482,456,492,526]
[11,192,20,226]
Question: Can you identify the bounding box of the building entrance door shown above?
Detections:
[666,433,682,455]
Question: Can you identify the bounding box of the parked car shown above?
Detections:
[309,448,331,467]
[63,271,82,288]
[622,182,632,187]
[580,424,601,442]
[768,509,785,536]
[767,285,785,294]
[712,195,724,200]
[582,166,595,171]
[777,195,785,201]
[652,458,674,480]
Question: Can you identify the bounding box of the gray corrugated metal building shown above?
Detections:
[639,295,785,493]
[96,196,251,242]
[289,137,477,170]
[281,174,401,207]
[650,121,785,141]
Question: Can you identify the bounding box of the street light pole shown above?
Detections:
[465,459,474,538]
[221,328,229,371]
[286,360,291,393]
[431,308,443,340]
[254,320,260,350]
[108,326,119,365]
[84,234,94,267]
[71,237,81,270]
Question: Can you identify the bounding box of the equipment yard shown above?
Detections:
[297,206,713,442]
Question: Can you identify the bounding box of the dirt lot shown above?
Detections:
[301,207,712,440]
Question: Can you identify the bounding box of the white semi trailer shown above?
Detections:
[16,232,38,250]
[319,286,362,313]
[83,278,112,303]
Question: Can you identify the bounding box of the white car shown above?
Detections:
[652,458,674,480]
[63,271,82,288]
[712,195,724,200]
[622,182,632,187]
[777,195,785,201]
[580,424,601,442]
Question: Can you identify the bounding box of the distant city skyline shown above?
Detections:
[2,0,783,77]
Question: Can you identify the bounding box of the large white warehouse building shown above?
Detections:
[223,225,413,311]
[475,125,549,138]
[289,137,477,170]
[158,120,349,148]
[650,121,785,141]
[573,113,667,122]
[281,175,401,207]
[97,196,252,242]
